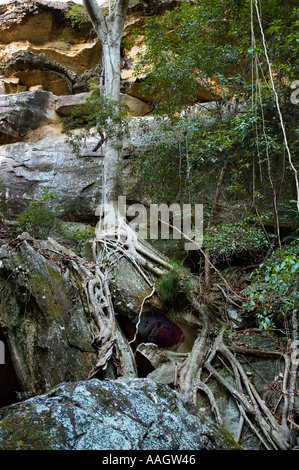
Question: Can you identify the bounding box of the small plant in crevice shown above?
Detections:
[157,263,192,309]
[62,224,95,245]
[15,190,63,239]
[13,264,30,279]
[65,4,89,27]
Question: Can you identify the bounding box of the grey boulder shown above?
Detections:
[0,90,58,144]
[0,377,239,450]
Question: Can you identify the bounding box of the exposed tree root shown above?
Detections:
[40,221,297,450]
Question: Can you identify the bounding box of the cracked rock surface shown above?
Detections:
[0,377,238,450]
[0,90,57,144]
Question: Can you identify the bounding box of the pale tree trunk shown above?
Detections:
[102,41,123,208]
[83,0,129,210]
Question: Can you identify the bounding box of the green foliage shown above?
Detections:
[15,191,96,246]
[136,0,298,114]
[15,190,63,239]
[131,115,207,204]
[245,240,299,330]
[130,86,298,233]
[63,224,95,244]
[135,1,252,114]
[266,7,299,80]
[158,263,192,308]
[65,4,89,27]
[132,0,299,229]
[204,222,269,263]
[62,82,129,156]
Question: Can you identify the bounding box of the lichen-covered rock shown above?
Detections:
[55,92,152,117]
[109,256,163,316]
[0,0,184,97]
[0,240,99,395]
[0,377,240,450]
[0,77,27,94]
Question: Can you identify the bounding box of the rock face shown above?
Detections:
[0,127,102,222]
[0,0,185,222]
[0,240,99,396]
[0,100,157,223]
[0,0,100,77]
[0,328,22,407]
[0,377,239,450]
[0,50,77,96]
[0,1,182,97]
[55,92,88,116]
[0,90,58,144]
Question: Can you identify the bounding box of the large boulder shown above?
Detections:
[55,92,88,116]
[121,93,153,116]
[0,377,239,450]
[0,129,102,223]
[0,240,99,396]
[0,90,58,144]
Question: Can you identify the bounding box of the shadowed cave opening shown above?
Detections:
[0,327,22,409]
[117,311,184,377]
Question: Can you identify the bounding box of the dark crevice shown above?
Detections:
[0,327,22,408]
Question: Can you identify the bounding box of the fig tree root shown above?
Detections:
[43,221,297,450]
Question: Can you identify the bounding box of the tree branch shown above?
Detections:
[83,0,107,40]
[83,0,104,26]
[115,0,130,19]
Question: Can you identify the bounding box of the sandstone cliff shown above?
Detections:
[0,1,182,96]
[0,0,170,221]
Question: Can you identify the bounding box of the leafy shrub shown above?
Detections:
[62,224,95,244]
[65,4,89,27]
[62,82,129,157]
[15,190,96,246]
[15,190,62,238]
[158,263,192,308]
[204,222,269,263]
[245,240,299,330]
